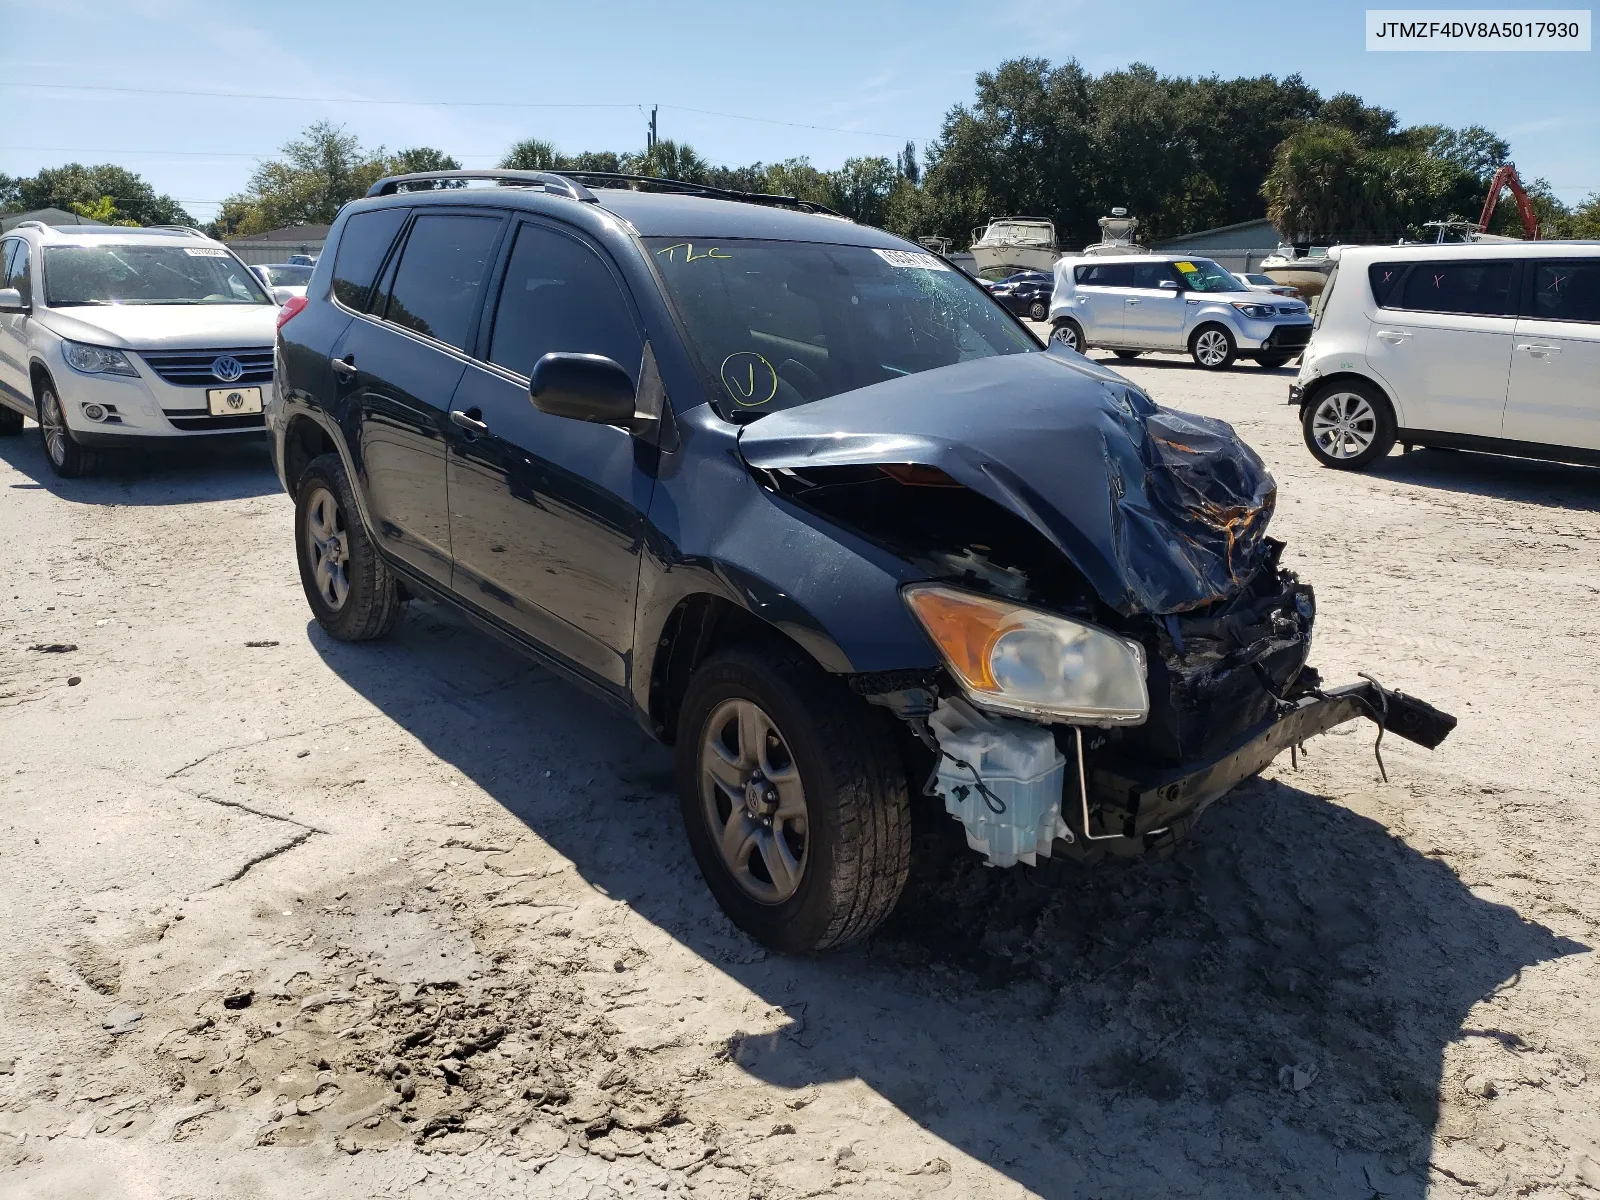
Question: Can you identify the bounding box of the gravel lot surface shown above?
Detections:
[2,348,1597,1200]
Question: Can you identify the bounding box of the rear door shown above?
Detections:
[1364,258,1517,436]
[1504,258,1600,450]
[334,209,506,588]
[0,238,35,412]
[1071,261,1133,344]
[445,217,653,689]
[1122,260,1189,349]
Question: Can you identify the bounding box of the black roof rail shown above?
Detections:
[558,171,845,217]
[365,170,597,203]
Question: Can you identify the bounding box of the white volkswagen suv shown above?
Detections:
[1292,242,1600,470]
[0,222,280,477]
[1047,254,1312,369]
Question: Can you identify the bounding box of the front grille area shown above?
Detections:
[161,410,267,432]
[140,347,274,387]
[1265,323,1313,350]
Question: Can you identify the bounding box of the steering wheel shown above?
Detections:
[778,358,823,400]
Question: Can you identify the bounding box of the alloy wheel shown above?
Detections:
[1195,329,1231,367]
[39,389,67,467]
[304,485,351,610]
[1052,323,1079,351]
[699,698,809,905]
[1310,391,1379,460]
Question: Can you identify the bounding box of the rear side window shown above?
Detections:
[331,208,408,311]
[380,213,502,351]
[1530,261,1600,325]
[488,223,641,379]
[1368,262,1405,307]
[1395,261,1513,316]
[1130,261,1176,289]
[1075,262,1134,287]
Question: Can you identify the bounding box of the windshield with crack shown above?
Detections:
[646,238,1036,417]
[44,244,273,307]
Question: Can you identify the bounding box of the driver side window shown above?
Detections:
[3,239,32,304]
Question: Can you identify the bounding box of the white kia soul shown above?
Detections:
[1292,241,1600,470]
[0,222,280,477]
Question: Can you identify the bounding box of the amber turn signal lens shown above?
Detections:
[902,587,1017,691]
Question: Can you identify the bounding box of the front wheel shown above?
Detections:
[1028,300,1048,321]
[1050,319,1085,354]
[36,383,100,478]
[1302,381,1397,470]
[676,646,910,953]
[294,453,406,640]
[1189,325,1236,370]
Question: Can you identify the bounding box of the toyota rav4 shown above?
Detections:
[269,170,1455,953]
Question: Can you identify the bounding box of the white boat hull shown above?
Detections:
[970,243,1059,276]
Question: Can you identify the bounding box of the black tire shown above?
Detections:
[1050,319,1085,354]
[36,380,100,478]
[1027,300,1047,321]
[1255,353,1293,369]
[1112,349,1142,360]
[675,646,911,953]
[1300,379,1397,471]
[0,403,22,437]
[294,452,405,640]
[1189,324,1237,370]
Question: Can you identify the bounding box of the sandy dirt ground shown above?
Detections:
[2,348,1598,1200]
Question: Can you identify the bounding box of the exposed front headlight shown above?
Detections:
[903,585,1149,724]
[1231,301,1276,319]
[62,341,139,377]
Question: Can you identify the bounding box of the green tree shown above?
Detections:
[759,157,837,208]
[623,139,710,183]
[1568,193,1600,238]
[69,195,138,226]
[1262,123,1379,240]
[828,156,896,225]
[0,174,22,212]
[213,123,388,237]
[14,163,192,225]
[1406,124,1511,178]
[389,147,461,174]
[500,138,562,170]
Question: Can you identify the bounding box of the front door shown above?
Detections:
[1122,261,1189,349]
[1364,259,1516,437]
[1504,259,1600,451]
[446,218,654,690]
[339,209,506,588]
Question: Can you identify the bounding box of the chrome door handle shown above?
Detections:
[331,355,357,378]
[1376,331,1410,345]
[449,408,489,435]
[1517,343,1560,356]
[1125,298,1141,305]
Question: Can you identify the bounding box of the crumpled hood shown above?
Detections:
[38,303,279,350]
[737,350,1277,616]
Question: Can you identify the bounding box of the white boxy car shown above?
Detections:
[0,222,280,477]
[1291,242,1600,469]
[1048,254,1313,369]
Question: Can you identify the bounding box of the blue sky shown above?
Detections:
[3,0,1596,224]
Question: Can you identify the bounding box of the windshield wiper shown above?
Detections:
[48,300,111,307]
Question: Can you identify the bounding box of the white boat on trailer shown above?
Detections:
[969,217,1059,277]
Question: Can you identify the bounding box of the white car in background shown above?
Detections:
[251,262,314,305]
[1233,271,1300,297]
[1292,242,1600,469]
[0,222,279,477]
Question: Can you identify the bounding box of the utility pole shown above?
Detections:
[647,105,658,152]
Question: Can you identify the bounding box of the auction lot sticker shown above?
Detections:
[1367,9,1590,49]
[874,248,952,271]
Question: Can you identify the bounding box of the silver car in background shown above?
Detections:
[1048,255,1312,369]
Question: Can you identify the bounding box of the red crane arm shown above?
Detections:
[1479,163,1540,240]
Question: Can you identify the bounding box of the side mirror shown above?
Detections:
[529,352,640,428]
[1158,279,1180,291]
[0,287,27,313]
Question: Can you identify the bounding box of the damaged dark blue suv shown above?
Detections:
[269,169,1455,953]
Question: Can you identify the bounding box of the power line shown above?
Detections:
[1,82,910,140]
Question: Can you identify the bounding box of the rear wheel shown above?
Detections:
[36,383,100,478]
[294,453,405,640]
[1027,300,1048,321]
[676,646,910,953]
[1050,319,1085,354]
[1189,324,1236,370]
[1302,380,1396,470]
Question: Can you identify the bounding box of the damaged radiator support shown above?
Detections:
[907,678,1456,865]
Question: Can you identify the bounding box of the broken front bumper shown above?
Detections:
[1077,679,1456,852]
